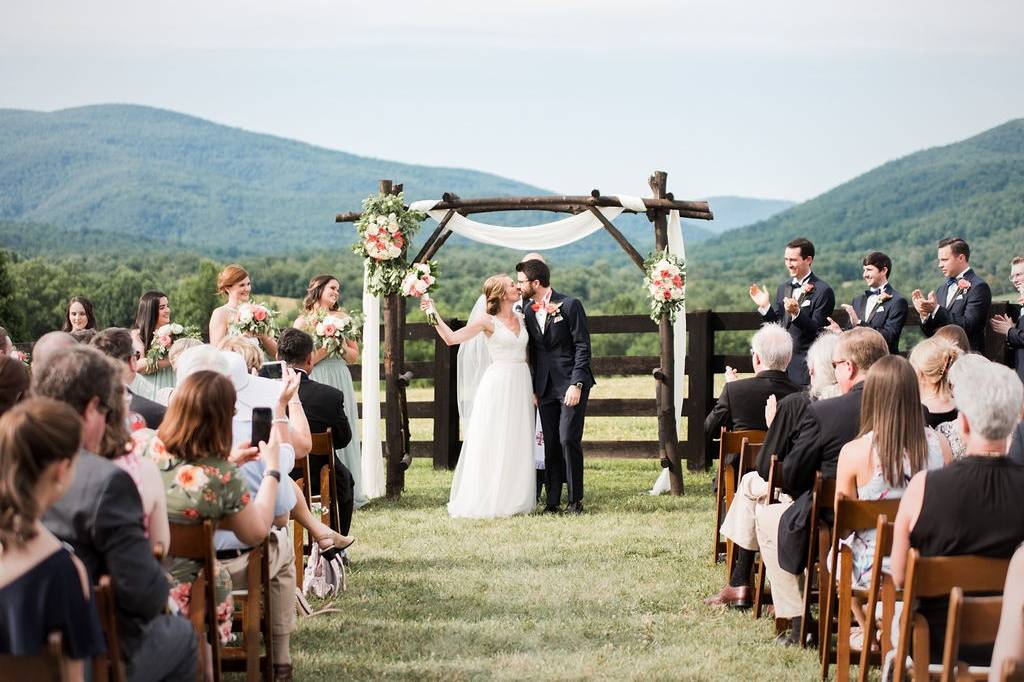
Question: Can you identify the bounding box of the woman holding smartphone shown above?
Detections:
[293,274,365,508]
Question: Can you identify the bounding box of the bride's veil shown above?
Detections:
[456,294,490,430]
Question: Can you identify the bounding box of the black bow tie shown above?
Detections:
[791,279,802,287]
[865,288,881,297]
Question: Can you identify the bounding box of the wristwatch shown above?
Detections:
[574,382,584,390]
[263,469,281,482]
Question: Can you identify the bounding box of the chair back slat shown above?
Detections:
[167,519,221,681]
[766,455,785,502]
[737,439,762,480]
[833,495,902,539]
[940,588,1004,682]
[0,631,69,681]
[310,429,333,457]
[720,428,766,458]
[94,575,126,682]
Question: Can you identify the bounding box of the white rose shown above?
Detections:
[171,323,184,335]
[238,305,253,323]
[388,212,397,221]
[387,220,399,234]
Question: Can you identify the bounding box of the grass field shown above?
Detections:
[287,459,823,681]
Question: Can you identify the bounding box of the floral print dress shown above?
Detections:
[137,433,250,644]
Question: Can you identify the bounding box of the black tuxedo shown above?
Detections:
[760,273,835,385]
[1007,421,1024,466]
[921,268,992,353]
[294,369,355,534]
[1005,313,1024,385]
[129,388,165,429]
[524,290,594,507]
[704,369,800,459]
[43,450,196,679]
[847,283,908,354]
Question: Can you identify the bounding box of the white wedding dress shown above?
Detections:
[448,315,536,519]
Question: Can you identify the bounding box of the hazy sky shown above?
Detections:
[2,0,1022,201]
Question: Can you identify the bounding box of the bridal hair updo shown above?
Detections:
[909,337,962,397]
[217,264,249,295]
[483,275,509,316]
[303,274,340,312]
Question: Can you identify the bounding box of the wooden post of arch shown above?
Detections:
[379,179,409,499]
[649,171,684,495]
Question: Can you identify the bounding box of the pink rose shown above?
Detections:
[802,283,815,294]
[957,279,971,290]
[662,290,672,300]
[322,323,337,336]
[253,307,267,322]
[159,334,172,348]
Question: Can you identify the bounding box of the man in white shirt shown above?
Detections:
[913,236,992,352]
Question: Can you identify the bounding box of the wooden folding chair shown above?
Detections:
[801,474,837,649]
[725,438,764,576]
[857,516,897,682]
[892,550,1010,682]
[939,588,1003,682]
[0,632,70,682]
[713,427,766,563]
[169,519,222,682]
[819,494,901,682]
[753,454,785,620]
[92,575,126,682]
[222,537,274,681]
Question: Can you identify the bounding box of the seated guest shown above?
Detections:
[757,327,888,645]
[891,360,1024,667]
[991,256,1024,384]
[91,327,166,429]
[705,332,839,608]
[913,236,992,353]
[705,323,800,461]
[154,337,203,405]
[0,354,29,416]
[35,346,196,682]
[0,398,106,680]
[834,355,949,636]
[748,238,835,385]
[277,328,358,540]
[910,337,965,459]
[990,544,1024,680]
[934,323,970,354]
[830,251,909,354]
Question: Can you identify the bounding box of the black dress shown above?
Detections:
[909,456,1024,663]
[923,405,957,429]
[0,547,106,659]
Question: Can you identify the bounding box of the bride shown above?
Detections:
[423,274,536,518]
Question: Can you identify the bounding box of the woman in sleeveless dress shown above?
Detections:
[130,290,175,400]
[208,264,277,360]
[424,274,535,518]
[293,275,366,507]
[835,355,951,645]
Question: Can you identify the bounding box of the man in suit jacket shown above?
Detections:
[914,236,992,353]
[705,323,800,459]
[90,327,166,429]
[829,251,908,354]
[990,256,1024,384]
[749,238,835,385]
[276,328,356,536]
[517,259,595,515]
[754,328,888,645]
[35,346,196,682]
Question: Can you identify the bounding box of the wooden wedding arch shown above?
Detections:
[336,171,713,499]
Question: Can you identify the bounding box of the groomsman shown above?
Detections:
[913,236,992,353]
[749,238,835,385]
[990,256,1024,383]
[827,251,908,353]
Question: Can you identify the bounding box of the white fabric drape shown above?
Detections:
[360,264,385,499]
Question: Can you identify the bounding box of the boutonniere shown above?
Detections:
[877,292,892,303]
[802,282,815,294]
[956,278,971,292]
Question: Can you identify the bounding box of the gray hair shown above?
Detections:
[951,359,1023,441]
[752,323,793,371]
[808,332,842,401]
[31,331,77,372]
[175,344,229,384]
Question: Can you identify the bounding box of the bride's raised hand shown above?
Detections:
[419,297,432,313]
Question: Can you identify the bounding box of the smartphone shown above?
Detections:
[260,360,286,380]
[250,407,273,446]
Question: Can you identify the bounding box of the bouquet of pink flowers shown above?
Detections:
[401,262,439,325]
[145,323,202,364]
[9,349,30,367]
[229,302,278,338]
[362,213,406,261]
[643,250,686,322]
[312,311,363,358]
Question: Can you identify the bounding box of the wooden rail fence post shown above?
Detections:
[378,179,408,499]
[433,318,462,470]
[681,309,713,471]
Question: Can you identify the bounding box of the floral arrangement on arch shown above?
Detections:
[228,302,278,338]
[401,261,440,325]
[352,191,426,296]
[643,249,686,322]
[311,309,364,359]
[145,323,202,365]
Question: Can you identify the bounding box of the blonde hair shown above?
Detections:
[217,264,249,294]
[482,274,509,316]
[217,336,262,373]
[909,337,962,397]
[168,337,203,369]
[858,355,928,488]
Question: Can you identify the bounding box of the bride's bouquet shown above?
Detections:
[312,310,364,358]
[229,302,278,338]
[145,323,202,365]
[401,262,439,325]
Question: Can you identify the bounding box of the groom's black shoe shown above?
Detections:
[543,504,561,514]
[565,502,584,515]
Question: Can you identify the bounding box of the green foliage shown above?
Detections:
[172,260,221,331]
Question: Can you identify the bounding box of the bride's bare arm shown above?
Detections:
[432,314,493,346]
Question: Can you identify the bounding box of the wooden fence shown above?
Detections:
[349,301,1017,471]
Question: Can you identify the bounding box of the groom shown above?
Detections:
[516,259,595,514]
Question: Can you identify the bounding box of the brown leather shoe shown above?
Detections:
[703,585,752,609]
[273,663,293,681]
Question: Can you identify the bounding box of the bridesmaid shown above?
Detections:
[294,274,366,507]
[61,296,97,333]
[208,264,277,359]
[130,291,175,400]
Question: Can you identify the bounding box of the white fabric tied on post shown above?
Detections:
[360,263,385,499]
